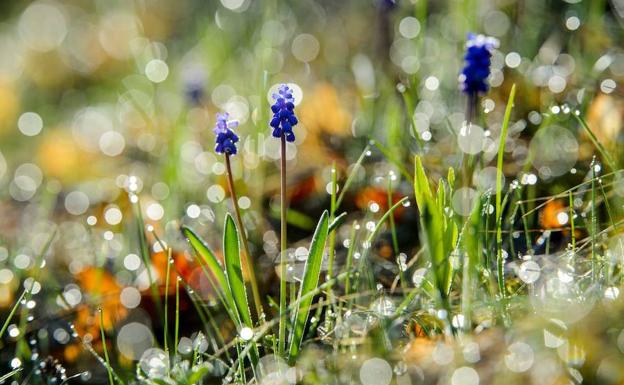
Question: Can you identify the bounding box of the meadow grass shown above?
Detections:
[0,1,623,384]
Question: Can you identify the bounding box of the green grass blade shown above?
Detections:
[99,309,115,385]
[163,248,171,355]
[287,210,330,363]
[496,84,516,298]
[134,203,162,318]
[0,369,22,382]
[0,289,27,339]
[223,214,253,328]
[181,225,238,323]
[222,215,261,370]
[370,139,414,182]
[574,113,617,172]
[335,145,370,211]
[413,156,432,213]
[365,197,409,247]
[328,212,347,233]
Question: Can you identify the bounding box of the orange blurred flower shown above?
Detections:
[539,200,566,229]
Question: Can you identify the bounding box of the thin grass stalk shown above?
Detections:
[569,191,576,253]
[235,340,246,384]
[364,197,409,257]
[221,271,352,380]
[370,139,413,182]
[387,176,403,288]
[180,279,224,355]
[327,162,338,281]
[0,289,28,339]
[134,202,163,318]
[79,335,126,385]
[99,309,115,385]
[574,114,617,172]
[225,153,264,322]
[0,369,22,383]
[515,190,533,252]
[344,221,360,314]
[163,248,172,355]
[16,230,56,358]
[591,159,598,283]
[174,277,180,358]
[326,162,338,314]
[335,145,371,210]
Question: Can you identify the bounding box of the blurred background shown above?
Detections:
[0,0,623,382]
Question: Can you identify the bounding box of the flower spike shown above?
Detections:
[459,33,499,95]
[214,112,239,155]
[269,84,298,142]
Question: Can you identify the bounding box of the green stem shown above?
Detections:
[387,176,403,288]
[163,248,171,356]
[574,114,617,172]
[591,160,598,283]
[335,145,370,211]
[278,134,288,357]
[225,153,265,323]
[344,222,359,304]
[174,277,180,357]
[569,191,576,253]
[99,309,115,385]
[0,289,27,339]
[327,162,338,279]
[135,202,163,319]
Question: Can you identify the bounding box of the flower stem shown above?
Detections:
[278,134,288,357]
[224,154,265,323]
[465,92,476,124]
[462,92,477,187]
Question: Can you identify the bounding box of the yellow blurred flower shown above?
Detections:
[0,284,13,308]
[299,83,352,136]
[37,129,94,183]
[23,50,72,88]
[0,80,19,136]
[586,93,622,148]
[296,83,352,168]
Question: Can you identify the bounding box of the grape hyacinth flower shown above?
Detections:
[213,112,239,155]
[459,33,499,96]
[182,65,206,105]
[458,34,499,188]
[271,83,299,357]
[214,111,264,321]
[270,84,298,142]
[378,0,397,10]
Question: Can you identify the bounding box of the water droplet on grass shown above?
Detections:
[360,358,392,385]
[518,260,541,283]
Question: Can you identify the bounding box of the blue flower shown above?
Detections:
[378,0,397,10]
[270,84,298,142]
[459,33,499,95]
[182,65,206,105]
[214,112,239,155]
[185,82,204,105]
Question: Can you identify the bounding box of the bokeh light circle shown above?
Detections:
[529,125,578,178]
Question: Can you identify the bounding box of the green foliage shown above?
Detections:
[287,211,330,363]
[413,156,458,303]
[181,226,239,325]
[223,214,253,328]
[495,84,517,297]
